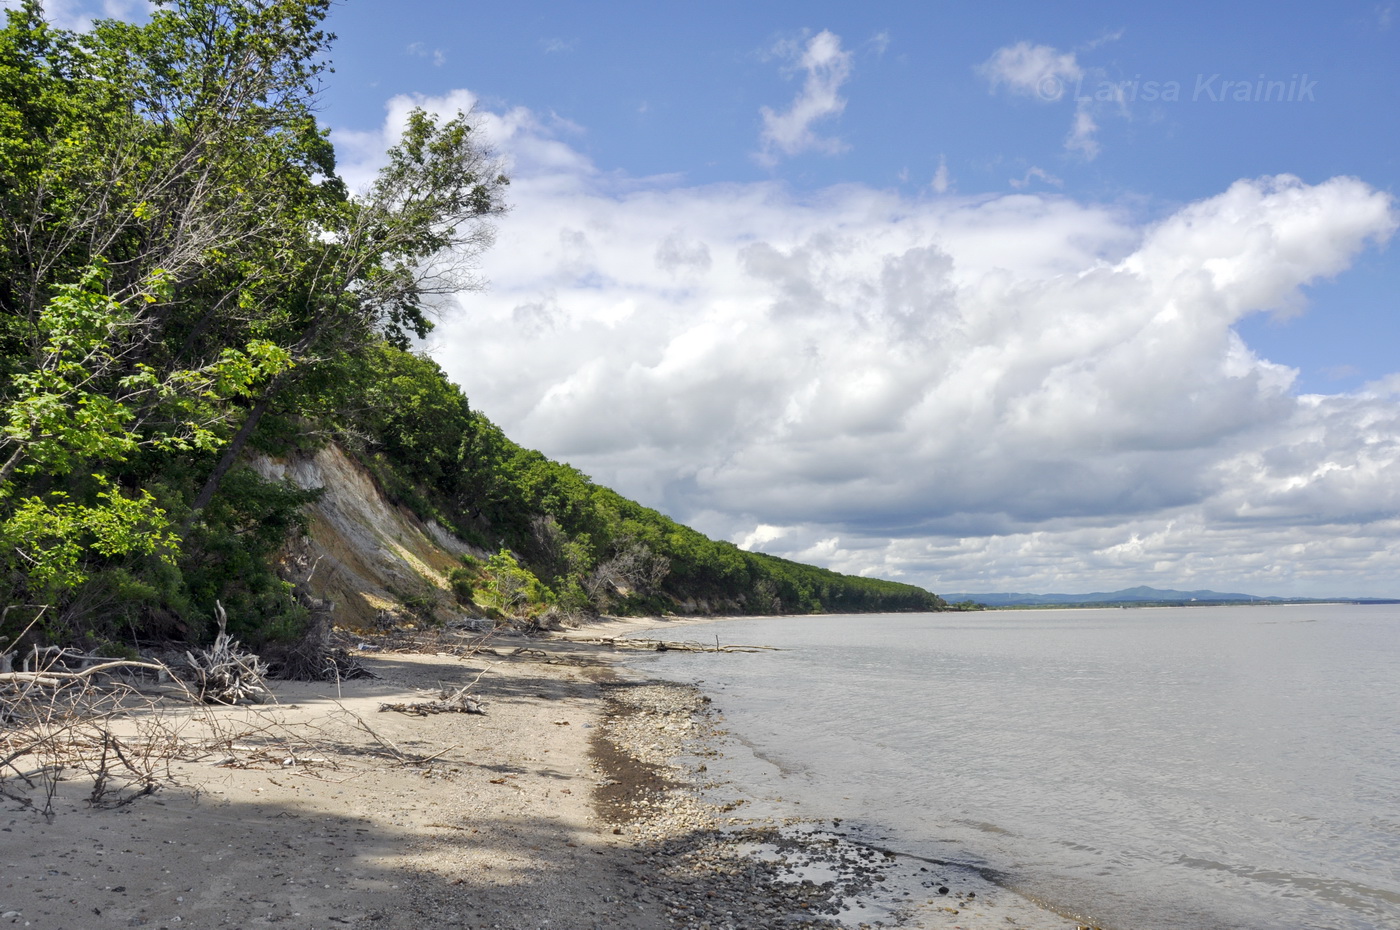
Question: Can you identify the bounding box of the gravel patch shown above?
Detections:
[592,679,936,929]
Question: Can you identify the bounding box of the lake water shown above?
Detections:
[625,606,1400,930]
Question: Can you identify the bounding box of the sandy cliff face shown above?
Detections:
[251,444,485,628]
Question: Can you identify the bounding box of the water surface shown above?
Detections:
[627,606,1400,930]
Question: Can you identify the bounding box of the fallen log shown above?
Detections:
[0,660,173,688]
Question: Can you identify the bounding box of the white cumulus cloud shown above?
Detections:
[341,93,1400,598]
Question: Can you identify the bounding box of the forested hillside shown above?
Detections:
[0,0,942,654]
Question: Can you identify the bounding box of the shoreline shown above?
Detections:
[571,616,1097,930]
[0,625,1092,929]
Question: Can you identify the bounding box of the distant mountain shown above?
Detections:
[940,586,1400,607]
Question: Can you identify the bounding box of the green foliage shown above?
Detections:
[448,565,478,605]
[0,479,174,596]
[0,263,291,640]
[476,549,551,618]
[0,1,507,647]
[178,466,321,641]
[2,265,291,480]
[0,0,341,643]
[391,588,440,625]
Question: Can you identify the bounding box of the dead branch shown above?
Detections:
[182,601,270,704]
[336,703,459,764]
[377,657,493,718]
[380,683,485,717]
[0,659,173,687]
[265,609,375,682]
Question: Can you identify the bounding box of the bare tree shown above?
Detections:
[584,539,670,609]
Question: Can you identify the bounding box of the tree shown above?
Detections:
[0,0,507,641]
[0,0,341,324]
[184,104,509,519]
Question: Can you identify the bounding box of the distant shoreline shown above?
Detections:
[959,598,1400,610]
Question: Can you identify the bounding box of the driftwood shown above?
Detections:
[379,662,490,719]
[0,643,175,689]
[0,657,341,816]
[379,685,485,717]
[0,659,174,689]
[379,663,491,718]
[0,650,194,816]
[183,602,269,705]
[266,610,376,683]
[334,704,461,766]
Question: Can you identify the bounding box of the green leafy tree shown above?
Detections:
[0,1,507,643]
[480,548,550,617]
[0,265,291,637]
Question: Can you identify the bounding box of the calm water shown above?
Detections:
[627,606,1400,930]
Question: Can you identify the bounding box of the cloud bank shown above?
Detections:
[338,91,1400,598]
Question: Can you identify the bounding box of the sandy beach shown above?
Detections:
[0,618,1091,930]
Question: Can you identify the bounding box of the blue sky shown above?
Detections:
[316,1,1400,394]
[17,1,1400,597]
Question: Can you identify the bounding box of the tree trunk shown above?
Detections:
[182,381,283,531]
